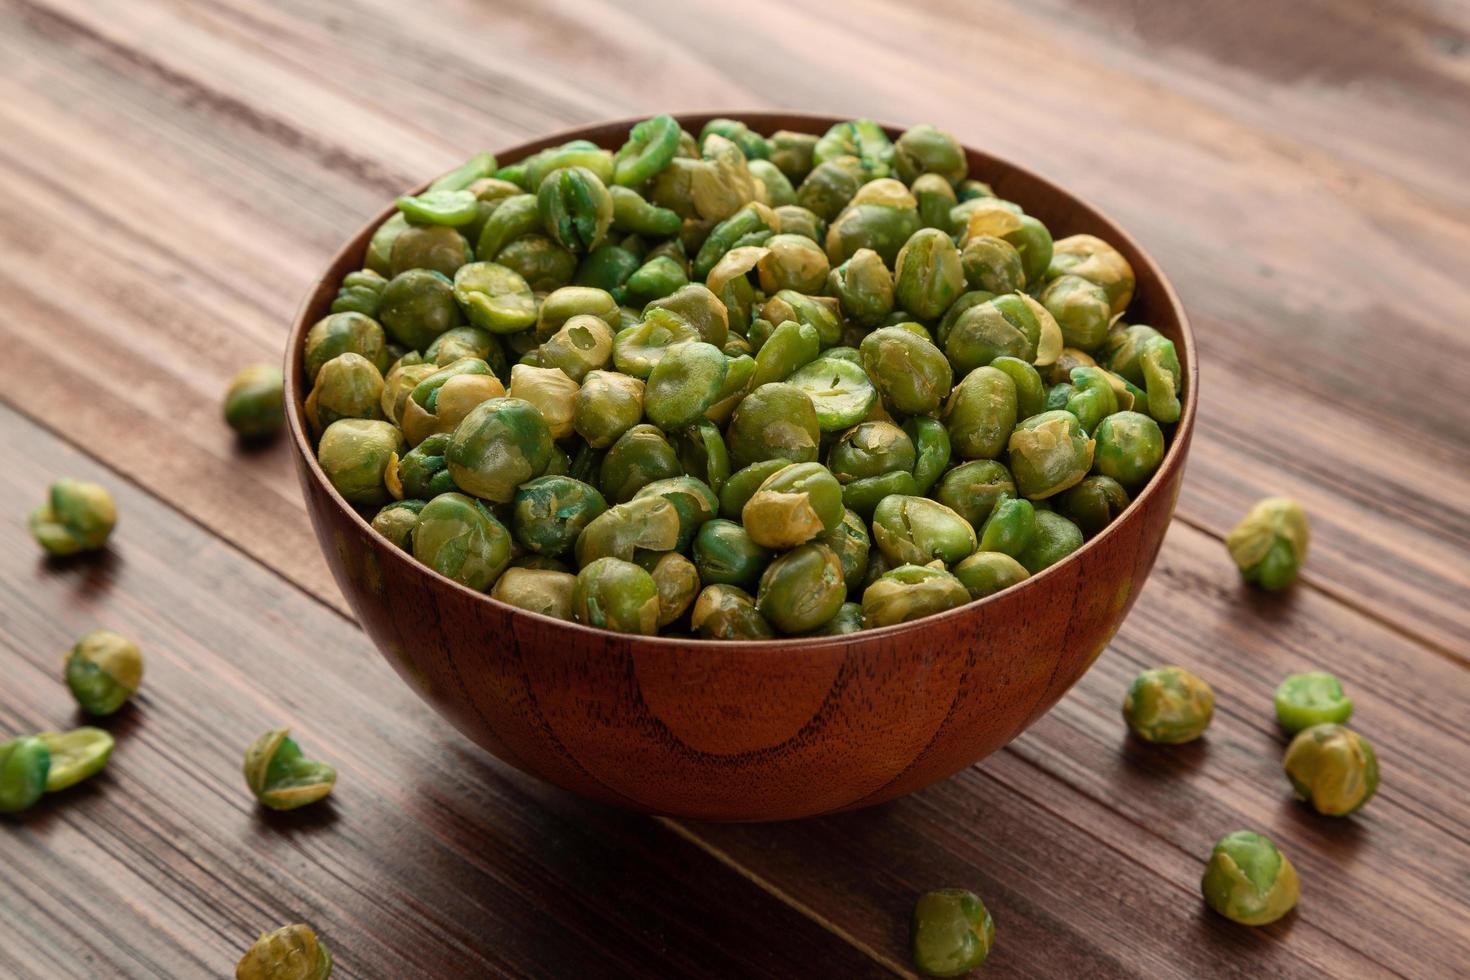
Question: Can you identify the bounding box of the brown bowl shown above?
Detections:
[285,112,1197,822]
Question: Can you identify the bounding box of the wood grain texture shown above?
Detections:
[0,0,1467,976]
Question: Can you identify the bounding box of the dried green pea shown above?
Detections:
[977,495,1036,558]
[945,366,1018,461]
[305,353,385,436]
[444,397,554,504]
[1016,510,1084,573]
[912,888,995,977]
[453,261,537,334]
[692,519,772,590]
[30,478,117,557]
[645,341,729,431]
[1057,475,1130,536]
[742,462,845,550]
[390,223,472,278]
[39,727,114,792]
[599,424,683,503]
[1123,666,1215,743]
[935,460,1015,528]
[1006,409,1094,499]
[1093,411,1165,491]
[1201,831,1299,926]
[224,365,286,439]
[491,567,577,620]
[236,923,334,980]
[412,491,512,589]
[872,495,977,567]
[756,543,848,634]
[827,421,916,484]
[903,416,952,495]
[573,370,644,449]
[371,499,426,550]
[1283,723,1379,816]
[895,228,965,322]
[574,496,681,566]
[726,382,821,470]
[1274,672,1353,734]
[634,475,719,552]
[243,729,336,811]
[861,564,970,628]
[511,476,608,557]
[827,248,895,327]
[0,736,51,813]
[636,551,701,627]
[860,327,953,417]
[574,557,661,635]
[691,584,775,640]
[953,551,1030,600]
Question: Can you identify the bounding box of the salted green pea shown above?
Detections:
[599,424,683,503]
[377,269,461,350]
[892,123,966,184]
[978,496,1036,558]
[718,459,790,520]
[692,519,772,590]
[537,165,614,254]
[613,308,701,379]
[756,543,847,634]
[691,584,775,640]
[524,140,615,189]
[429,151,499,193]
[812,602,865,636]
[644,282,731,348]
[826,182,922,266]
[614,114,681,186]
[573,370,644,448]
[539,314,614,383]
[742,462,845,550]
[989,355,1046,420]
[760,290,843,348]
[944,366,1018,461]
[774,203,826,242]
[895,228,965,321]
[236,923,334,980]
[953,551,1030,600]
[243,728,337,811]
[814,119,894,177]
[674,420,731,495]
[841,470,920,519]
[371,499,426,550]
[475,194,539,260]
[961,235,1026,294]
[726,382,821,469]
[1040,274,1112,351]
[574,496,681,566]
[1064,366,1120,433]
[495,234,577,291]
[797,158,864,222]
[303,311,390,382]
[751,320,821,389]
[625,253,690,304]
[769,130,818,181]
[912,888,995,977]
[860,327,953,417]
[1093,411,1165,490]
[1123,666,1215,743]
[645,341,728,431]
[756,234,829,293]
[305,352,384,436]
[451,261,535,334]
[873,496,977,567]
[861,564,970,628]
[941,292,1055,374]
[827,248,894,327]
[317,419,403,506]
[413,491,512,589]
[912,173,958,231]
[828,421,915,483]
[1138,334,1183,423]
[396,188,480,227]
[1201,831,1300,926]
[574,557,660,635]
[508,364,579,440]
[1274,672,1353,734]
[1049,233,1136,316]
[936,460,1015,528]
[634,476,719,551]
[1004,213,1054,285]
[608,184,681,238]
[444,397,553,503]
[37,727,113,792]
[819,508,871,590]
[365,212,409,276]
[1057,475,1129,536]
[491,567,577,620]
[29,478,117,556]
[634,551,701,627]
[1103,324,1163,384]
[1016,510,1084,573]
[694,203,779,280]
[1007,409,1095,499]
[511,475,608,557]
[749,159,796,207]
[64,629,142,716]
[1283,723,1379,816]
[903,416,952,494]
[0,737,50,814]
[425,325,503,371]
[390,223,472,278]
[399,357,506,446]
[224,365,286,438]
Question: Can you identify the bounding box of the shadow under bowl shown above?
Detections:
[284,112,1198,822]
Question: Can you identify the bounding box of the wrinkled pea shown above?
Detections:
[1123,666,1215,744]
[318,419,403,505]
[512,476,608,557]
[1093,411,1165,491]
[574,495,681,566]
[756,543,847,634]
[445,397,553,503]
[726,382,821,469]
[574,557,661,635]
[862,564,969,628]
[742,462,845,550]
[1283,723,1379,816]
[65,629,142,717]
[1201,831,1299,926]
[243,729,336,811]
[953,551,1030,600]
[1016,509,1084,573]
[305,352,384,435]
[371,499,426,550]
[30,478,116,556]
[413,491,512,589]
[691,584,774,640]
[873,495,977,566]
[911,888,995,977]
[935,460,1014,528]
[637,551,701,627]
[599,424,683,503]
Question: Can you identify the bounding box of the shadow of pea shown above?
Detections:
[251,798,341,837]
[1278,796,1370,862]
[1118,733,1213,779]
[39,547,122,598]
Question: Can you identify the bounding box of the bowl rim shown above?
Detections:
[284,110,1198,650]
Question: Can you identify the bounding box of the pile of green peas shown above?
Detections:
[302,115,1184,639]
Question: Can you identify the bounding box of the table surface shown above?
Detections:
[2,1,1468,977]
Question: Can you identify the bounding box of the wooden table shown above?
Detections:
[2,1,1467,976]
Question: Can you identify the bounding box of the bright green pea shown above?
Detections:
[1007,410,1094,499]
[396,188,480,227]
[38,728,114,792]
[614,114,681,186]
[895,228,965,322]
[718,459,790,521]
[317,419,404,506]
[452,262,537,334]
[371,500,426,550]
[0,737,50,813]
[751,320,821,389]
[953,551,1030,600]
[903,416,952,495]
[1016,510,1084,573]
[978,496,1036,557]
[1274,672,1353,734]
[645,342,728,431]
[1040,274,1112,351]
[872,495,977,567]
[1201,831,1300,926]
[1057,475,1130,536]
[537,165,614,253]
[1093,411,1165,491]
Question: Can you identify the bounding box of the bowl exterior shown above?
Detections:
[287,113,1196,822]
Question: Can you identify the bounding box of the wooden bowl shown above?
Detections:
[284,112,1197,822]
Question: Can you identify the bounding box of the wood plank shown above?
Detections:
[0,0,1465,648]
[0,404,892,980]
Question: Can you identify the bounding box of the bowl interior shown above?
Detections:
[284,112,1197,650]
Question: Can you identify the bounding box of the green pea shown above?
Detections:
[718,459,791,521]
[366,212,409,276]
[756,543,847,634]
[828,421,916,483]
[1004,213,1053,285]
[64,629,143,716]
[317,419,404,506]
[860,327,953,417]
[826,193,922,266]
[243,728,337,811]
[1016,510,1084,573]
[645,341,729,431]
[425,325,503,370]
[624,254,689,304]
[1274,672,1353,734]
[399,356,506,446]
[978,496,1036,558]
[574,496,682,566]
[1283,724,1379,816]
[861,564,970,628]
[29,478,117,556]
[811,601,865,636]
[819,508,871,591]
[692,518,773,590]
[814,119,895,178]
[893,123,967,185]
[224,365,286,439]
[412,491,512,590]
[444,397,554,503]
[536,165,613,254]
[636,551,702,627]
[599,424,683,503]
[769,130,818,181]
[953,551,1030,600]
[491,567,577,620]
[511,476,608,557]
[1122,666,1214,743]
[391,223,472,278]
[1201,831,1300,926]
[773,203,826,242]
[1093,411,1165,490]
[396,188,480,227]
[742,462,845,550]
[371,500,426,550]
[827,248,895,327]
[304,352,385,436]
[1225,496,1309,591]
[236,924,334,980]
[797,159,863,222]
[944,366,1018,461]
[935,460,1015,528]
[912,888,995,976]
[872,495,977,566]
[691,584,775,640]
[574,557,661,635]
[841,470,921,520]
[614,114,681,186]
[751,320,821,389]
[1057,475,1130,536]
[989,355,1046,420]
[895,228,965,322]
[760,290,843,348]
[524,140,615,190]
[634,476,719,552]
[1040,274,1112,351]
[961,235,1026,294]
[303,311,390,383]
[573,370,644,449]
[675,420,732,496]
[643,283,731,349]
[38,728,114,792]
[429,151,499,193]
[749,159,796,207]
[1049,234,1136,316]
[452,262,537,334]
[726,382,821,469]
[495,234,577,292]
[0,737,50,813]
[903,416,952,494]
[613,308,701,379]
[1007,410,1095,499]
